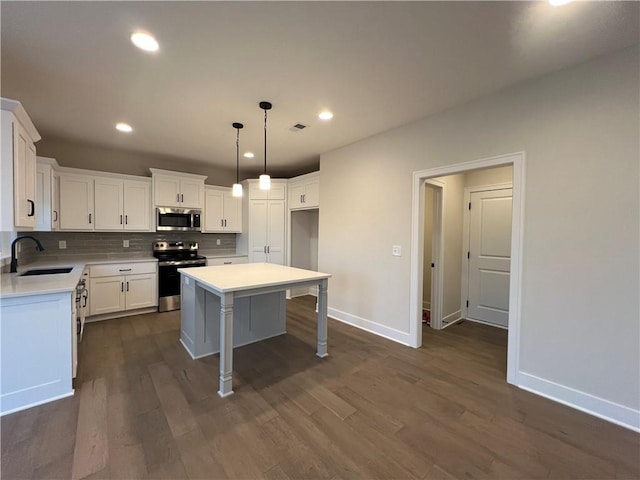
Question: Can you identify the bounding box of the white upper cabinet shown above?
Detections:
[52,172,60,231]
[59,173,95,231]
[58,170,151,232]
[203,186,242,233]
[123,180,151,231]
[1,98,41,231]
[94,177,151,231]
[34,157,59,231]
[288,172,319,210]
[150,168,206,209]
[94,178,124,230]
[248,181,285,201]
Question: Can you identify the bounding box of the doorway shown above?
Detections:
[410,152,524,385]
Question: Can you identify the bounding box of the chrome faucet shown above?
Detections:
[10,236,45,273]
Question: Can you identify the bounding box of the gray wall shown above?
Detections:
[319,47,639,416]
[37,136,238,186]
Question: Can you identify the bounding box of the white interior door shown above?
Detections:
[467,188,512,327]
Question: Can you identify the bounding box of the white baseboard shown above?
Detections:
[86,307,157,323]
[465,316,508,330]
[290,287,317,299]
[518,372,640,432]
[442,309,461,325]
[422,301,431,310]
[1,390,74,417]
[328,307,412,346]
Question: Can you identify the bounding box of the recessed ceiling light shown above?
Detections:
[549,0,572,6]
[243,152,255,158]
[131,31,159,52]
[115,122,133,133]
[318,111,334,121]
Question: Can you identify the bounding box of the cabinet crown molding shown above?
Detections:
[149,168,208,181]
[1,97,41,142]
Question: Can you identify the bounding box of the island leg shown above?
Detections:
[316,279,329,358]
[218,292,235,397]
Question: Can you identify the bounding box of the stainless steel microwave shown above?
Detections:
[156,207,202,232]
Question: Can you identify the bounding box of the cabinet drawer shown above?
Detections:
[206,256,248,266]
[90,262,157,278]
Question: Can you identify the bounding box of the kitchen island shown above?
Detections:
[179,263,331,397]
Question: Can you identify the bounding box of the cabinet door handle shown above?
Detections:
[224,219,227,227]
[181,194,184,203]
[119,268,132,272]
[267,245,270,254]
[89,213,92,224]
[120,215,123,225]
[53,210,58,222]
[126,281,129,292]
[176,193,180,203]
[27,199,35,216]
[121,282,124,292]
[224,261,232,265]
[125,215,128,224]
[221,219,224,227]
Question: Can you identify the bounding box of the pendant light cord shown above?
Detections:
[263,108,268,175]
[236,127,240,184]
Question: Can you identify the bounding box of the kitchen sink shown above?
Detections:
[20,267,73,276]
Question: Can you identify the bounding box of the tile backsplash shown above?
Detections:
[17,231,237,264]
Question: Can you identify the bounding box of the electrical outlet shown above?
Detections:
[216,239,221,246]
[392,245,401,256]
[123,240,129,248]
[59,240,67,249]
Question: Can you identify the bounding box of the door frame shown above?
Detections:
[460,182,513,326]
[424,179,445,329]
[410,152,525,385]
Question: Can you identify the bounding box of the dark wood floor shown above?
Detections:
[2,296,638,479]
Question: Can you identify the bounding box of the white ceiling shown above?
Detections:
[2,1,638,177]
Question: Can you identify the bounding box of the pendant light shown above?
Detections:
[259,101,272,190]
[232,122,243,197]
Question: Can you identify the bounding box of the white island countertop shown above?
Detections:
[179,262,331,294]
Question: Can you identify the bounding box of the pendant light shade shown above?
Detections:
[259,101,272,190]
[232,122,243,197]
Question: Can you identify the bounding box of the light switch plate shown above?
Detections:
[392,245,401,256]
[216,239,221,246]
[123,240,129,248]
[59,240,66,249]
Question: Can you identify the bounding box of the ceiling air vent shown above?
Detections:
[289,123,308,132]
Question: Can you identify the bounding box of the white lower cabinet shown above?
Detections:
[125,274,157,310]
[89,262,157,317]
[206,255,248,266]
[89,276,125,315]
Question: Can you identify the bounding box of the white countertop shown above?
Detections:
[179,262,330,294]
[0,256,157,299]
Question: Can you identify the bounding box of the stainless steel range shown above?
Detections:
[154,241,206,312]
